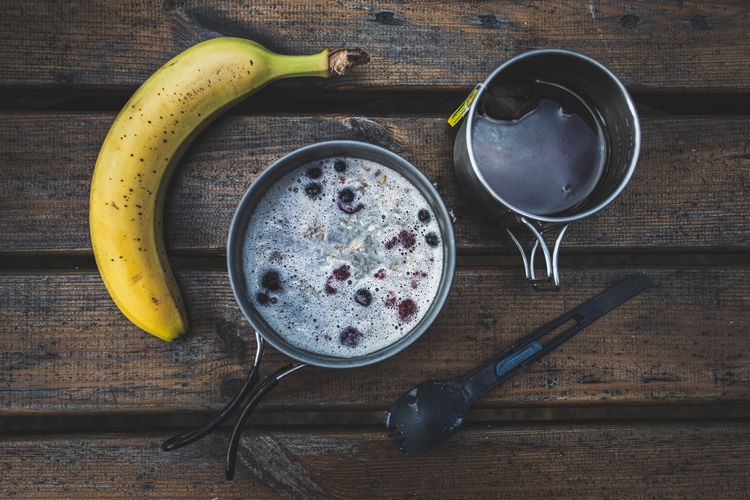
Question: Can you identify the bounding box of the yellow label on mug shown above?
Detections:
[448,85,480,127]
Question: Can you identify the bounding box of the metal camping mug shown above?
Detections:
[454,49,640,289]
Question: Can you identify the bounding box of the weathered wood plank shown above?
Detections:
[1,267,748,414]
[1,1,749,91]
[1,113,748,254]
[2,422,750,498]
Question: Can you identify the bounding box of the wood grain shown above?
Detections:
[1,267,748,415]
[2,1,748,491]
[2,422,750,498]
[2,113,748,255]
[1,1,749,91]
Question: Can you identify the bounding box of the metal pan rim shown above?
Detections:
[226,140,456,369]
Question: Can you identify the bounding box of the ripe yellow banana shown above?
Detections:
[90,37,368,341]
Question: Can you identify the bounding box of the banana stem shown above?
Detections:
[269,51,331,79]
[328,48,370,76]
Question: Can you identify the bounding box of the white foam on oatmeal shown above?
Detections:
[242,157,444,358]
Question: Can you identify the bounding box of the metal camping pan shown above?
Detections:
[162,140,456,479]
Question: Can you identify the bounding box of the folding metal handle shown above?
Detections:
[225,362,306,480]
[161,332,266,452]
[506,217,569,290]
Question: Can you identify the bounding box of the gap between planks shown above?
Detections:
[3,421,750,498]
[2,404,750,434]
[1,251,749,272]
[2,89,750,116]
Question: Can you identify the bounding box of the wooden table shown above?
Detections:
[2,1,749,497]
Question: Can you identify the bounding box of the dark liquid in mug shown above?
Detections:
[471,79,608,215]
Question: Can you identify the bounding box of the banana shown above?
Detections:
[90,37,368,341]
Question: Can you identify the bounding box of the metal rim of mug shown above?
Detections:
[226,140,456,369]
[463,48,641,224]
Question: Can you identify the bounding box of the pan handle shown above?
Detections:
[506,217,569,290]
[161,332,266,452]
[225,363,307,480]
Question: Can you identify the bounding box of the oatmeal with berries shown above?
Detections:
[242,157,444,357]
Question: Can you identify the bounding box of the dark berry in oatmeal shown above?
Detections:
[336,187,364,214]
[399,229,416,249]
[256,292,272,305]
[261,270,282,291]
[338,188,355,204]
[418,209,431,223]
[306,166,322,179]
[385,230,417,251]
[337,200,364,214]
[425,232,440,247]
[332,264,351,281]
[304,182,322,198]
[398,299,418,322]
[354,288,372,306]
[339,326,363,347]
[334,159,347,172]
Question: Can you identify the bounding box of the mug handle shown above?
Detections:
[506,217,569,290]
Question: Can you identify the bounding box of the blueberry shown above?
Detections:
[354,288,372,306]
[256,292,271,305]
[425,232,440,247]
[305,182,322,198]
[339,326,363,347]
[334,160,347,172]
[261,270,282,291]
[418,209,431,223]
[338,188,355,204]
[306,166,322,179]
[337,200,364,214]
[337,187,364,214]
